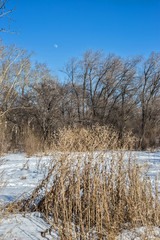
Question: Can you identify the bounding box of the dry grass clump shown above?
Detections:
[52,125,135,152]
[13,126,159,239]
[35,154,159,239]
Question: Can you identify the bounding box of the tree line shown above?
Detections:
[0,41,160,150]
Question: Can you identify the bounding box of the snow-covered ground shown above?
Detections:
[0,153,54,204]
[116,226,160,240]
[0,151,160,239]
[0,212,58,240]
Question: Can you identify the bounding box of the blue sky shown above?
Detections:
[1,0,160,80]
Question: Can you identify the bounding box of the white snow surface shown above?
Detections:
[0,150,160,239]
[0,212,59,239]
[116,226,160,239]
[0,153,54,204]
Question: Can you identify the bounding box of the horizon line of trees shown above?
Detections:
[0,40,160,150]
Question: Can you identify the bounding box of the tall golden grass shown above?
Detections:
[15,126,159,239]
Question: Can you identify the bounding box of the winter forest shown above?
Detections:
[0,42,160,152]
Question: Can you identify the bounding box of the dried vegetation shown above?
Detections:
[2,126,159,239]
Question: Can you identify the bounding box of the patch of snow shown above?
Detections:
[0,212,59,239]
[116,226,160,239]
[0,153,54,204]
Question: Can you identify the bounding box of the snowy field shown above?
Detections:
[0,151,160,239]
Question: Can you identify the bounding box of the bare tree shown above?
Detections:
[62,58,82,122]
[0,43,32,117]
[30,64,62,142]
[116,57,140,139]
[63,51,123,125]
[0,0,16,33]
[139,52,160,148]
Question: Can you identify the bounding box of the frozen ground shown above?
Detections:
[0,212,59,240]
[0,153,53,204]
[0,151,160,239]
[116,226,160,239]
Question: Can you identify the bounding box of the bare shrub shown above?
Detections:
[0,120,9,156]
[23,127,42,157]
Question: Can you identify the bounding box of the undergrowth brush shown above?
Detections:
[1,126,160,239]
